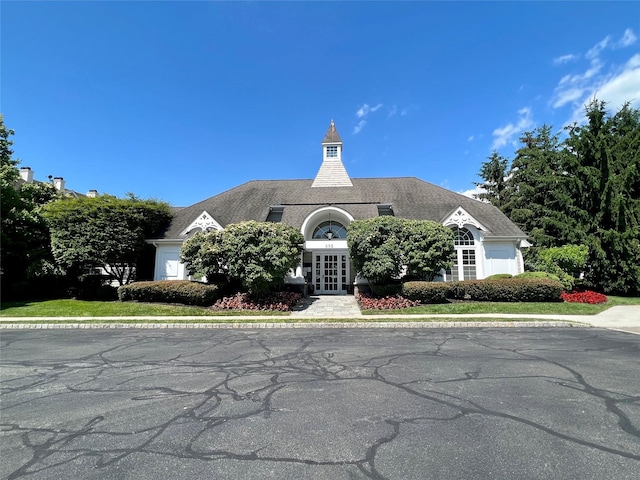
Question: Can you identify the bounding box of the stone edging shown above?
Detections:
[0,321,585,330]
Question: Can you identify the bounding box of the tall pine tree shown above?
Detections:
[502,124,579,248]
[473,151,509,208]
[564,101,640,294]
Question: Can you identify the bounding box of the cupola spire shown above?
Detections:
[312,120,352,187]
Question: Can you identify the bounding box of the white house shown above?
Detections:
[148,121,528,294]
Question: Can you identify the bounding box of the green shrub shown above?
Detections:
[449,278,563,302]
[515,271,560,281]
[118,280,221,306]
[370,283,403,297]
[78,274,118,301]
[486,273,513,280]
[517,270,574,290]
[402,281,451,304]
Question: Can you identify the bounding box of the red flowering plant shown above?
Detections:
[212,291,302,311]
[560,290,608,304]
[356,293,421,310]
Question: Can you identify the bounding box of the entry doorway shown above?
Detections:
[313,252,349,295]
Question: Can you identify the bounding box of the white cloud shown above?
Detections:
[554,54,578,65]
[353,120,366,135]
[551,28,640,124]
[617,28,637,48]
[586,35,611,60]
[555,53,640,124]
[354,102,383,133]
[388,105,398,117]
[467,135,474,142]
[491,107,534,150]
[356,103,383,118]
[459,186,485,200]
[593,56,640,108]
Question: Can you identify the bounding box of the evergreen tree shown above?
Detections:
[502,124,579,248]
[473,151,509,208]
[564,101,640,294]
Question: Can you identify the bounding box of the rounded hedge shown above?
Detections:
[118,280,221,306]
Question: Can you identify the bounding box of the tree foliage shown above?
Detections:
[0,116,60,289]
[528,244,589,290]
[502,124,578,248]
[473,101,640,294]
[473,151,509,208]
[348,216,455,285]
[180,229,226,282]
[180,221,304,294]
[43,195,172,286]
[564,101,640,293]
[402,220,456,280]
[348,216,406,285]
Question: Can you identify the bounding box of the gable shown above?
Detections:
[442,206,488,231]
[180,210,223,236]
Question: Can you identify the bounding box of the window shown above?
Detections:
[312,221,347,239]
[454,227,475,246]
[326,145,338,158]
[446,227,477,281]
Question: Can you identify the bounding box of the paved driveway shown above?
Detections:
[1,328,639,479]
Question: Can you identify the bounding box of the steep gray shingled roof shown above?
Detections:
[152,177,526,240]
[322,120,342,143]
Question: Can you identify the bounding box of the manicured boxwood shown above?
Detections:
[118,280,221,306]
[486,273,513,280]
[515,271,561,282]
[402,281,452,304]
[401,278,563,303]
[449,278,563,302]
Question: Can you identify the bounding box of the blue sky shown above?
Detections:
[2,1,639,206]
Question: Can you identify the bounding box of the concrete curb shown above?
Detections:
[0,320,585,330]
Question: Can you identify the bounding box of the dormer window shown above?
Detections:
[326,145,338,158]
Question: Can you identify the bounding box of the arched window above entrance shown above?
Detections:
[313,221,347,240]
[453,227,475,246]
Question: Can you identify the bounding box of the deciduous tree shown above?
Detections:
[43,195,172,286]
[180,221,304,294]
[0,116,60,294]
[347,216,455,285]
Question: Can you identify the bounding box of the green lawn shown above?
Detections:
[0,299,289,317]
[1,296,638,318]
[362,296,640,316]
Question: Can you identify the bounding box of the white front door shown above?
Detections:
[314,252,348,294]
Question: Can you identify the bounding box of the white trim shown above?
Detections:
[442,206,488,231]
[300,206,354,240]
[180,210,223,236]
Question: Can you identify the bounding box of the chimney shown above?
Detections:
[86,189,98,198]
[53,177,65,192]
[19,167,34,183]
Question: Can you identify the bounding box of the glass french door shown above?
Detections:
[314,253,348,294]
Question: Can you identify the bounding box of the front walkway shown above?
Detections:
[290,295,363,318]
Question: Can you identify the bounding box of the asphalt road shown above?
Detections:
[1,328,639,479]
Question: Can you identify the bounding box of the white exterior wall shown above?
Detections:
[153,243,189,281]
[481,241,520,277]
